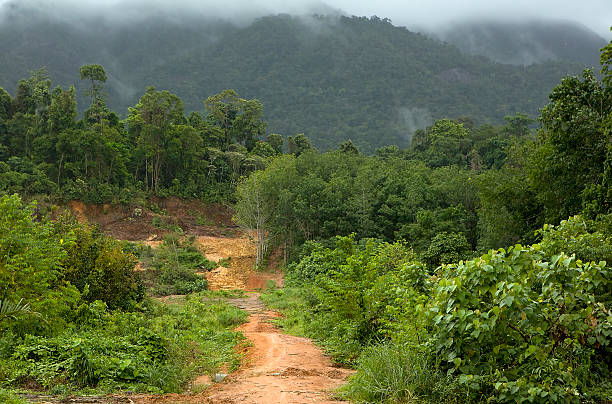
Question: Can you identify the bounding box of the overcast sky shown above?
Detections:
[1,0,611,38]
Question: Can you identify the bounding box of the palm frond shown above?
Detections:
[0,298,33,321]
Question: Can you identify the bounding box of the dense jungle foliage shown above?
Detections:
[263,216,612,402]
[256,38,612,402]
[0,10,601,150]
[0,66,272,202]
[0,11,610,403]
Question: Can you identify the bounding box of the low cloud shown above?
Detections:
[1,0,610,38]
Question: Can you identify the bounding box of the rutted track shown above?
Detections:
[140,293,353,404]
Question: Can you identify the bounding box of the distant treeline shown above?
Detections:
[0,13,593,151]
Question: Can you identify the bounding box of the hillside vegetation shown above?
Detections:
[0,9,600,150]
[253,36,612,403]
[0,8,611,403]
[436,20,606,66]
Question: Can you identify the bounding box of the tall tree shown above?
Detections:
[204,89,266,150]
[287,133,314,156]
[234,170,275,267]
[128,86,184,194]
[10,68,51,157]
[529,69,611,222]
[79,64,108,126]
[583,31,612,216]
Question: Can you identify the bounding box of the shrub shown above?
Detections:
[0,389,27,404]
[3,298,245,393]
[422,231,471,269]
[429,240,611,402]
[0,194,79,332]
[55,216,145,311]
[273,235,429,364]
[132,235,214,296]
[538,214,612,265]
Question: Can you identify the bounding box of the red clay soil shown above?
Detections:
[37,199,350,404]
[65,198,237,241]
[199,232,283,291]
[205,294,353,404]
[133,227,352,403]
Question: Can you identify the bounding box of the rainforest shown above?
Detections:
[0,4,611,403]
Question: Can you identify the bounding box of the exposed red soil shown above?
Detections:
[198,232,283,291]
[65,198,236,241]
[133,294,353,404]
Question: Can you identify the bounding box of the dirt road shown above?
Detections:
[203,293,353,403]
[130,231,351,403]
[135,293,352,404]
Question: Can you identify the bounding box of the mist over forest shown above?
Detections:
[0,0,607,150]
[0,1,611,402]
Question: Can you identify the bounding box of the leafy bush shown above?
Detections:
[0,389,27,404]
[55,216,145,310]
[1,296,246,393]
[268,235,429,364]
[0,194,80,332]
[429,239,611,402]
[538,214,612,265]
[269,219,611,402]
[155,267,208,295]
[151,216,183,233]
[132,235,214,296]
[422,231,471,269]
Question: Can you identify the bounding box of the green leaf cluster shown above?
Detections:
[427,220,611,402]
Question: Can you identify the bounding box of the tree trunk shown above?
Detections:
[57,153,64,185]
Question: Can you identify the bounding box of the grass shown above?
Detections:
[338,343,466,403]
[0,389,27,404]
[260,287,313,336]
[200,289,246,299]
[261,286,467,402]
[0,294,248,396]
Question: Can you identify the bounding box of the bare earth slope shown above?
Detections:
[52,200,351,404]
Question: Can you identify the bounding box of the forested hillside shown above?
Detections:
[252,40,612,402]
[0,2,611,401]
[0,6,600,150]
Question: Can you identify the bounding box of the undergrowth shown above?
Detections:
[262,221,612,403]
[337,344,467,403]
[0,294,247,396]
[127,234,217,296]
[0,389,27,404]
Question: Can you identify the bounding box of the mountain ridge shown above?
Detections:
[0,10,601,150]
